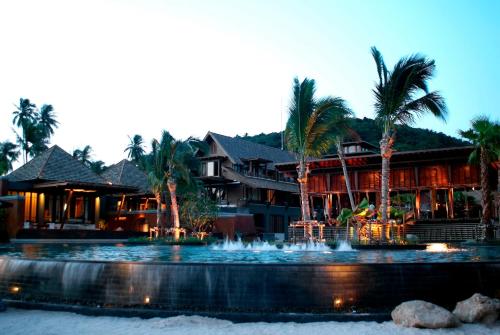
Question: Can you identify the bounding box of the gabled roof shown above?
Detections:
[7,145,107,184]
[101,159,150,194]
[205,132,296,168]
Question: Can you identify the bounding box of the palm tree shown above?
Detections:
[459,116,500,239]
[146,138,168,235]
[147,131,203,240]
[371,47,447,237]
[38,104,59,138]
[12,98,37,163]
[89,160,107,175]
[14,121,48,160]
[285,77,354,221]
[73,145,93,167]
[125,134,145,164]
[333,130,357,212]
[0,141,19,175]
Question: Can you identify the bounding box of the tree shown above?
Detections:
[12,99,58,162]
[146,138,166,233]
[180,192,218,238]
[12,98,37,163]
[146,131,204,240]
[0,141,19,175]
[285,77,353,221]
[459,116,500,239]
[89,160,107,175]
[38,104,59,138]
[125,134,145,164]
[371,47,447,238]
[73,145,93,167]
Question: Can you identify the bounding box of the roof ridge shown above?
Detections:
[210,131,293,154]
[118,159,127,181]
[37,145,57,179]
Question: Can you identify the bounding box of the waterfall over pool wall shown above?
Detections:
[1,257,499,313]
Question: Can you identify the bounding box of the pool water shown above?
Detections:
[0,242,499,263]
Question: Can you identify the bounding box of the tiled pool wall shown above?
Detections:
[0,257,499,313]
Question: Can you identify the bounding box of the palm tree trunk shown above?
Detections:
[380,132,394,242]
[297,160,311,221]
[167,179,181,240]
[337,143,356,211]
[480,147,492,239]
[155,193,161,237]
[497,158,500,222]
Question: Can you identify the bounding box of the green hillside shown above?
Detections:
[237,117,468,153]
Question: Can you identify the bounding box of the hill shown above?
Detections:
[236,117,468,153]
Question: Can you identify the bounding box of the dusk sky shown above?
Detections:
[1,0,499,167]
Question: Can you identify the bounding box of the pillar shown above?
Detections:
[448,188,454,219]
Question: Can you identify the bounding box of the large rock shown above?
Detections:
[391,300,461,328]
[453,293,500,324]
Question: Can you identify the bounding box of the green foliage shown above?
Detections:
[337,208,353,226]
[89,160,107,174]
[454,191,478,206]
[180,193,218,234]
[371,46,447,133]
[357,197,369,210]
[237,132,283,148]
[390,207,406,220]
[391,193,416,208]
[12,98,58,162]
[145,130,206,196]
[284,77,353,159]
[0,141,19,175]
[72,145,108,174]
[459,116,500,165]
[240,117,468,154]
[337,198,370,225]
[124,134,145,164]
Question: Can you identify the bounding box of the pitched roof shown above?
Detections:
[205,132,296,167]
[101,159,150,194]
[7,145,107,184]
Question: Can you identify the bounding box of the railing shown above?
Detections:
[288,221,487,243]
[405,223,481,242]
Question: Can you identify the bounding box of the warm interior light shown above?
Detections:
[334,298,343,308]
[64,189,97,193]
[144,296,150,304]
[10,286,20,293]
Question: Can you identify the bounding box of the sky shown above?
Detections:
[1,0,499,167]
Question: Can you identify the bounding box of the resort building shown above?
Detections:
[198,132,300,239]
[276,141,499,240]
[100,159,157,232]
[0,146,138,237]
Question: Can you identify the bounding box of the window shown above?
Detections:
[206,160,219,176]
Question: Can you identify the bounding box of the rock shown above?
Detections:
[453,293,500,324]
[391,300,461,328]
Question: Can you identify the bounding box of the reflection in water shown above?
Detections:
[0,243,497,264]
[426,243,463,253]
[21,244,41,259]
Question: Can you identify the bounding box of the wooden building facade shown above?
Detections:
[277,144,498,223]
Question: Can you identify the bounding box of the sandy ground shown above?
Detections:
[1,309,500,335]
